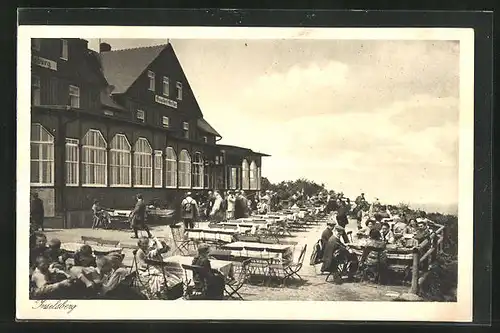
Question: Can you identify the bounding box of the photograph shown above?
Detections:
[17,25,475,321]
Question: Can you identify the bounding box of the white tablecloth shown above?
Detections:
[186,229,235,243]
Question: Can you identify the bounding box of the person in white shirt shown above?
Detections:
[226,190,236,220]
[210,191,224,223]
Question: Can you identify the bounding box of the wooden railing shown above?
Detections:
[410,223,445,294]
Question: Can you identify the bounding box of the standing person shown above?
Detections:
[240,191,249,217]
[226,190,236,220]
[130,194,152,239]
[209,191,224,223]
[180,192,198,230]
[336,200,350,244]
[30,192,45,231]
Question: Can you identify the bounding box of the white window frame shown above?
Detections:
[32,75,41,106]
[183,122,189,139]
[69,85,80,108]
[162,116,169,128]
[163,76,170,96]
[133,138,153,188]
[148,71,155,91]
[178,149,191,189]
[30,123,54,186]
[81,129,107,187]
[242,159,250,190]
[165,147,177,188]
[109,134,132,187]
[65,138,79,186]
[32,38,41,51]
[136,110,145,122]
[249,160,257,190]
[61,39,68,60]
[192,152,204,189]
[176,81,183,100]
[154,150,163,188]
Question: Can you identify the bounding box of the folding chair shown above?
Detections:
[325,253,350,283]
[280,244,307,286]
[169,224,190,255]
[224,259,251,300]
[181,264,209,300]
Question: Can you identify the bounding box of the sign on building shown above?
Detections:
[32,56,58,71]
[155,95,178,109]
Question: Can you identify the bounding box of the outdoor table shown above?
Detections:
[221,221,268,233]
[222,241,293,262]
[61,242,122,255]
[185,227,236,243]
[163,255,234,286]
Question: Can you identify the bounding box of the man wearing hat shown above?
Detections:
[321,226,359,283]
[30,192,45,231]
[130,194,152,239]
[181,192,198,229]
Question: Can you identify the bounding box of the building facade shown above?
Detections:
[30,38,268,228]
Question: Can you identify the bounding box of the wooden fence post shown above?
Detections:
[411,246,420,294]
[431,234,438,263]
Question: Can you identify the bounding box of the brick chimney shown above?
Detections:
[99,42,111,52]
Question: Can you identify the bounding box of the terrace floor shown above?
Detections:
[40,217,411,301]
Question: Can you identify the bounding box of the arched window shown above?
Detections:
[249,161,257,190]
[82,129,107,186]
[192,152,204,189]
[178,149,191,188]
[165,147,177,188]
[242,159,250,190]
[154,150,163,188]
[133,138,152,187]
[31,124,54,186]
[110,134,131,187]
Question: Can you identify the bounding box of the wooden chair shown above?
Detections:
[358,246,386,284]
[224,259,251,300]
[280,244,307,286]
[169,224,190,255]
[181,264,208,300]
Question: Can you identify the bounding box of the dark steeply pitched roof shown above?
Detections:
[217,144,271,157]
[197,118,221,137]
[99,44,167,94]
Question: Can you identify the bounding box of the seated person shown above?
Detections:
[45,238,69,270]
[191,243,225,300]
[136,237,182,299]
[414,220,431,243]
[321,223,335,245]
[320,226,359,284]
[405,219,418,234]
[380,222,395,244]
[392,218,408,236]
[30,232,48,273]
[31,256,75,299]
[358,219,380,238]
[73,245,97,267]
[358,229,388,281]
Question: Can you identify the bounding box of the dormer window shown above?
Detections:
[163,76,170,96]
[162,116,169,128]
[61,39,68,60]
[176,82,183,100]
[136,110,145,122]
[148,71,155,91]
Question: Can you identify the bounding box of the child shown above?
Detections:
[31,256,74,298]
[46,238,69,270]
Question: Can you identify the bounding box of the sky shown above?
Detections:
[87,38,460,208]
